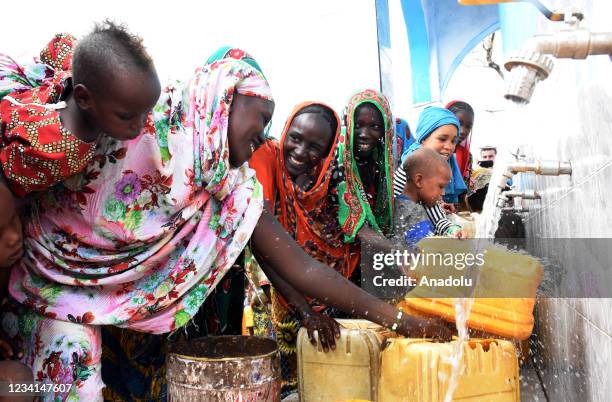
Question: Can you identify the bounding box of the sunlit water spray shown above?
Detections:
[443,147,512,400]
[444,104,524,400]
[442,297,475,402]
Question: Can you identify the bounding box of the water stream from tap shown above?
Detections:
[441,100,534,400]
[442,296,475,402]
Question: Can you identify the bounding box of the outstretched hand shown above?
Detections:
[440,202,456,214]
[450,229,468,239]
[300,311,341,352]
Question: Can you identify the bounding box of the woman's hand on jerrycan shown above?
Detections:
[300,309,341,352]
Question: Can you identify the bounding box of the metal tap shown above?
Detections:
[504,9,612,104]
[502,206,535,214]
[496,160,571,208]
[496,190,541,208]
[498,160,572,191]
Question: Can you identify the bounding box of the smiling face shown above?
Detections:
[420,124,458,160]
[227,93,275,167]
[282,112,335,180]
[0,186,23,268]
[353,103,385,159]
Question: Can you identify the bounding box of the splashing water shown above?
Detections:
[442,241,491,400]
[475,103,533,239]
[443,136,535,398]
[447,116,528,397]
[476,144,514,238]
[443,297,476,402]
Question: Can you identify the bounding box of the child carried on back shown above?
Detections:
[0,21,160,197]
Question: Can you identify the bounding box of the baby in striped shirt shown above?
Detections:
[393,149,466,246]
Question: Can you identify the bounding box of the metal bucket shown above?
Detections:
[166,336,281,402]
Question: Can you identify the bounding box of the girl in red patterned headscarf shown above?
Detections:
[446,100,474,184]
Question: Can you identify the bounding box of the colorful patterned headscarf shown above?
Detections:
[337,89,394,241]
[0,33,73,97]
[254,102,360,278]
[206,46,266,79]
[184,47,272,201]
[401,106,467,203]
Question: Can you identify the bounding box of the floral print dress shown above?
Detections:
[0,34,98,197]
[2,48,272,401]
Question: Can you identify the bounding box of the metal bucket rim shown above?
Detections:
[168,335,279,363]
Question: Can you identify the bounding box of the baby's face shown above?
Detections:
[88,69,161,141]
[0,187,23,268]
[418,166,452,207]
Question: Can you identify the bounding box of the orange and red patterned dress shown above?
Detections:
[0,33,96,197]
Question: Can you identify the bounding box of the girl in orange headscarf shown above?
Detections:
[249,101,351,395]
[251,102,359,280]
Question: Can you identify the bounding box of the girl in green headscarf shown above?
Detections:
[337,89,395,242]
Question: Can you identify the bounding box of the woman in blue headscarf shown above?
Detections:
[400,106,467,204]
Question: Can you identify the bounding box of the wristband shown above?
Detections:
[390,309,404,332]
[446,225,462,235]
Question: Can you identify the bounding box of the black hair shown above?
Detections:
[447,101,475,117]
[295,104,338,136]
[494,212,526,239]
[467,185,488,212]
[494,211,526,250]
[402,148,449,180]
[72,20,155,93]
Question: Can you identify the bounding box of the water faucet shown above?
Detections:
[503,10,612,103]
[498,160,571,191]
[502,190,541,200]
[502,206,535,214]
[496,160,571,208]
[496,190,541,208]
